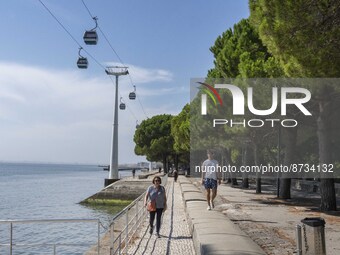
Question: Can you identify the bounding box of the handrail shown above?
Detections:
[0,174,169,255]
[109,173,168,255]
[111,191,147,222]
[0,218,99,224]
[111,173,168,222]
[0,218,100,255]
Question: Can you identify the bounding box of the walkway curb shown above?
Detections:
[178,176,266,255]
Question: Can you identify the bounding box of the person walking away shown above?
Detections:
[173,169,178,182]
[144,176,167,237]
[201,150,221,210]
[132,168,136,178]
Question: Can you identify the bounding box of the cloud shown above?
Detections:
[0,62,110,124]
[0,89,26,103]
[0,61,183,164]
[135,85,189,97]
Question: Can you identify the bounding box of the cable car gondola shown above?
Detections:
[119,97,126,110]
[129,85,136,100]
[83,17,98,45]
[77,47,88,69]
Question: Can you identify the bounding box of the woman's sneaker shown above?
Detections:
[207,205,211,210]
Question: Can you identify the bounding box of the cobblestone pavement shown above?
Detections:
[127,178,195,255]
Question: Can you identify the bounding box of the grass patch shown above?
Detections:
[80,198,133,215]
[80,198,132,206]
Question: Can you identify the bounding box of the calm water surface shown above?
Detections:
[0,162,135,255]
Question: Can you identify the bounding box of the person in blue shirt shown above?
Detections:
[201,150,221,210]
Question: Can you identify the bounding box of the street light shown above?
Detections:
[105,66,129,186]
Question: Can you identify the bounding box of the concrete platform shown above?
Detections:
[83,171,161,201]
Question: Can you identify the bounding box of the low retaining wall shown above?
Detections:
[178,177,266,255]
[83,175,159,202]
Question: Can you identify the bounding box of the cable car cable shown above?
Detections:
[108,76,139,122]
[38,0,106,70]
[81,0,124,64]
[39,0,142,124]
[81,0,149,119]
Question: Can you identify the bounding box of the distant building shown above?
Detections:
[137,162,161,169]
[137,162,149,168]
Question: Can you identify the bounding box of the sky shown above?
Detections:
[0,0,249,165]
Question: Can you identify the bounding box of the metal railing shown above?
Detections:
[109,174,168,255]
[0,174,168,255]
[0,218,100,255]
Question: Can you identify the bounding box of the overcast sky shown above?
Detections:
[0,0,249,165]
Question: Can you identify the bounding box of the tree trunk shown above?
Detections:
[253,143,261,194]
[175,154,179,171]
[279,178,291,199]
[279,126,297,199]
[317,90,336,211]
[220,152,226,181]
[242,146,249,189]
[226,148,238,185]
[162,154,167,174]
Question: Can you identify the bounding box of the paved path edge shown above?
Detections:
[178,176,266,255]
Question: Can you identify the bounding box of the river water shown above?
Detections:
[0,162,136,255]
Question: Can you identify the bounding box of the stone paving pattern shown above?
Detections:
[127,178,196,255]
[88,174,340,255]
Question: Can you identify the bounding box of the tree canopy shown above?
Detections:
[171,104,190,153]
[249,0,340,210]
[134,114,174,165]
[249,0,340,77]
[208,18,284,78]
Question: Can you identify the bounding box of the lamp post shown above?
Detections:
[105,66,128,186]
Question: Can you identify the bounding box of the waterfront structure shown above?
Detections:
[105,66,129,183]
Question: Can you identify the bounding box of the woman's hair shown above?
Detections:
[152,176,162,184]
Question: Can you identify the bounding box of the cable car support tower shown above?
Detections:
[105,66,129,185]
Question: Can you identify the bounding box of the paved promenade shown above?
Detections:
[127,177,196,255]
[88,174,340,254]
[127,175,267,255]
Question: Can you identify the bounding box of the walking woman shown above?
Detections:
[144,176,167,238]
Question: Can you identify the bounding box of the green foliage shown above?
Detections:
[250,0,340,208]
[249,0,340,77]
[134,114,174,162]
[171,104,190,153]
[209,18,284,78]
